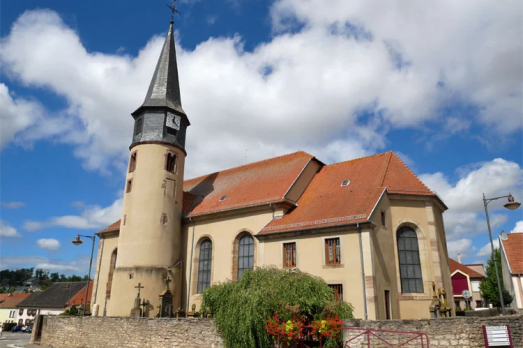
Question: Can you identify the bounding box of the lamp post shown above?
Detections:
[72,233,96,315]
[483,193,521,315]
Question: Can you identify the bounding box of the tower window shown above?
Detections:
[129,152,137,173]
[126,179,133,193]
[134,118,144,137]
[161,213,168,225]
[381,211,386,227]
[165,152,177,173]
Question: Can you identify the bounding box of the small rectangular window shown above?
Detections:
[134,118,143,137]
[165,152,177,173]
[283,242,296,268]
[381,211,386,227]
[329,284,343,302]
[325,238,341,265]
[126,179,132,193]
[129,152,137,173]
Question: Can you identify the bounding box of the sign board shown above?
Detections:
[461,290,471,299]
[482,325,512,348]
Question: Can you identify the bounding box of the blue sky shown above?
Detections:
[1,0,522,276]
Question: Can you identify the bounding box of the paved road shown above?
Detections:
[0,332,31,348]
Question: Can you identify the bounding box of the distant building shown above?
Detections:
[449,257,485,309]
[0,293,31,325]
[16,282,88,325]
[66,281,93,313]
[499,232,523,308]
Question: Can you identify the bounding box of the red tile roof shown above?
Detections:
[97,151,439,235]
[97,220,121,234]
[183,151,313,217]
[66,281,93,306]
[0,293,31,308]
[501,233,523,274]
[449,258,484,278]
[259,152,435,235]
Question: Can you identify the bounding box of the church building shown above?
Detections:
[91,19,454,321]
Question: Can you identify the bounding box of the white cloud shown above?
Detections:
[0,255,88,274]
[0,6,520,177]
[420,158,523,243]
[34,263,80,272]
[447,238,475,260]
[510,220,523,233]
[24,197,123,232]
[37,238,61,250]
[0,220,21,238]
[0,201,26,209]
[477,240,499,258]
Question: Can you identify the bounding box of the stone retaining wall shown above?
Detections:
[33,316,223,348]
[344,314,522,348]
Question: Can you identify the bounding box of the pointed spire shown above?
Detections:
[138,21,185,115]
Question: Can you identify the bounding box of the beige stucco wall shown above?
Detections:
[92,233,119,316]
[108,143,186,317]
[261,227,369,319]
[0,308,18,324]
[389,196,451,319]
[182,208,274,311]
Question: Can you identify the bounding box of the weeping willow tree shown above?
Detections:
[201,267,354,348]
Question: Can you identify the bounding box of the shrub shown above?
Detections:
[202,267,353,348]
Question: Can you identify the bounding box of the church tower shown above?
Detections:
[107,20,189,317]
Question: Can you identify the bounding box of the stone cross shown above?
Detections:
[135,282,144,298]
[164,276,171,289]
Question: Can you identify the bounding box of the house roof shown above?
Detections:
[17,282,88,309]
[183,151,314,217]
[0,293,31,308]
[66,281,93,306]
[501,233,523,274]
[259,152,434,235]
[97,151,440,236]
[449,258,484,278]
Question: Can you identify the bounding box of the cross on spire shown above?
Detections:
[135,282,144,297]
[166,0,181,23]
[164,276,171,289]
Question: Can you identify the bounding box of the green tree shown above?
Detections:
[480,248,513,307]
[202,267,353,348]
[50,272,60,282]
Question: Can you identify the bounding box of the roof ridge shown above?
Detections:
[387,152,433,193]
[184,151,313,182]
[379,151,393,187]
[323,151,390,168]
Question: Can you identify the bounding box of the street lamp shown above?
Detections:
[483,193,521,315]
[71,233,96,316]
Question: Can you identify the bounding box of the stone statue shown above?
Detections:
[429,281,440,319]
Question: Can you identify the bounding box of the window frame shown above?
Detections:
[237,234,254,279]
[283,242,297,268]
[128,151,137,173]
[134,117,144,137]
[396,226,424,294]
[324,237,341,266]
[197,240,213,293]
[165,151,177,173]
[328,284,343,302]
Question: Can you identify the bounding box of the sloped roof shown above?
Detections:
[17,282,88,309]
[66,281,93,306]
[259,152,435,235]
[97,220,121,234]
[501,233,523,274]
[449,258,484,278]
[0,293,31,308]
[183,151,314,217]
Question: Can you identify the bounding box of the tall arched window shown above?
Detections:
[237,235,254,279]
[197,240,212,293]
[106,248,117,298]
[397,226,423,293]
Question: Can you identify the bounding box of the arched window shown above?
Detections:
[237,235,254,279]
[197,240,212,293]
[106,248,117,299]
[397,226,423,293]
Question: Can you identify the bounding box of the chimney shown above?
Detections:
[457,254,462,264]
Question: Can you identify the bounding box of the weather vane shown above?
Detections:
[166,0,181,23]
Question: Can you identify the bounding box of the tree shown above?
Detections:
[480,248,513,307]
[202,267,353,348]
[50,272,60,282]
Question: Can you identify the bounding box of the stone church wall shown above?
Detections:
[34,316,223,348]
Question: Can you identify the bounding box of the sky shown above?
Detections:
[0,0,522,276]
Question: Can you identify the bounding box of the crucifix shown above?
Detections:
[164,276,171,289]
[135,282,144,298]
[166,0,181,22]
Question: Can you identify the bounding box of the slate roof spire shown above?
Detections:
[135,20,185,116]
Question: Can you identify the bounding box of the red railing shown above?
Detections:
[274,326,429,348]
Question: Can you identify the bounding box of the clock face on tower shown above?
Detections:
[166,113,181,131]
